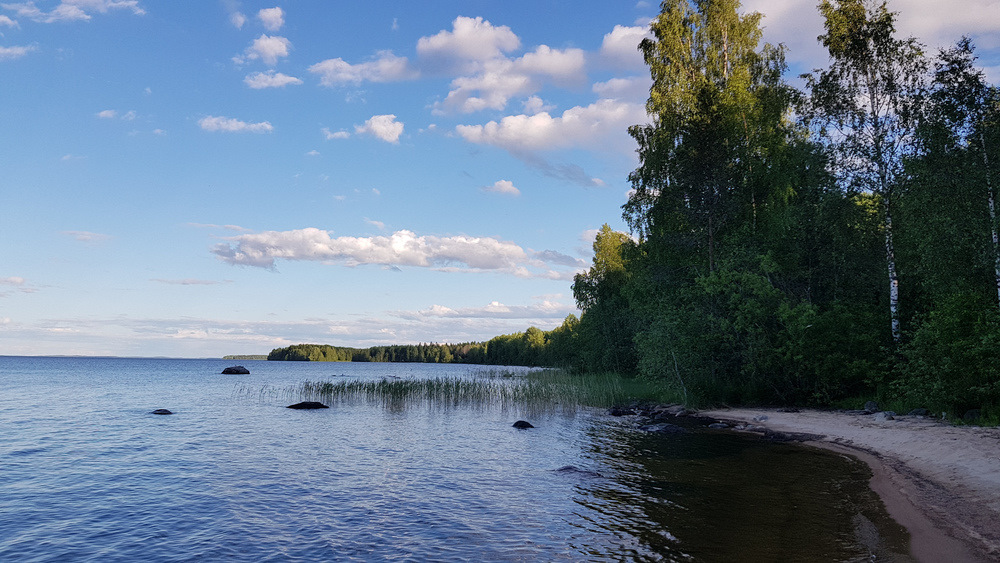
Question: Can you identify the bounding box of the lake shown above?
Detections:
[0,356,912,561]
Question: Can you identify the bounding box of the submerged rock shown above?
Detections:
[286,401,329,410]
[607,406,635,416]
[151,409,173,415]
[222,365,250,375]
[707,422,729,429]
[512,420,534,429]
[639,422,688,434]
[553,465,603,478]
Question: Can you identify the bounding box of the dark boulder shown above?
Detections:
[963,409,981,422]
[512,420,534,429]
[863,401,879,414]
[222,365,250,375]
[607,406,635,416]
[151,409,173,415]
[286,401,329,410]
[707,422,729,429]
[908,408,930,417]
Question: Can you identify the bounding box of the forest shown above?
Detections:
[272,0,1000,420]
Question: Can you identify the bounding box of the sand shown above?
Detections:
[700,408,1000,562]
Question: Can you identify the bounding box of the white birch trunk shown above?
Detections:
[885,194,901,342]
[981,132,1000,309]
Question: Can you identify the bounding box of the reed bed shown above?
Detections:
[289,370,679,411]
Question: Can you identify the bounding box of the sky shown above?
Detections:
[2,0,999,358]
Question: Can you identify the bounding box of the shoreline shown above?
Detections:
[700,408,1000,562]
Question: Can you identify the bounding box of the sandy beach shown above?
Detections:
[699,408,1000,562]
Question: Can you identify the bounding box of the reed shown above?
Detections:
[288,370,680,410]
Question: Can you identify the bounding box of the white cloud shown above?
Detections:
[599,24,649,68]
[97,109,117,119]
[322,127,350,140]
[239,34,291,66]
[416,16,520,71]
[0,44,35,60]
[62,230,111,242]
[244,70,302,89]
[355,114,403,143]
[393,299,574,321]
[364,217,386,230]
[482,179,520,196]
[0,14,17,26]
[592,75,650,101]
[308,50,416,86]
[1,0,145,23]
[198,115,273,133]
[456,98,648,152]
[229,10,245,29]
[257,6,283,31]
[150,278,230,286]
[521,96,553,115]
[212,227,579,280]
[306,149,319,156]
[0,276,25,286]
[516,45,586,84]
[435,45,587,114]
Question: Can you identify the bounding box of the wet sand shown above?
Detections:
[700,408,1000,562]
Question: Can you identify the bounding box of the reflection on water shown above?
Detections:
[0,357,911,561]
[574,417,912,561]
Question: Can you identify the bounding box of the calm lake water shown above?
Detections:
[0,356,912,561]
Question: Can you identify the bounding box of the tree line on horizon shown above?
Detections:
[274,0,1000,420]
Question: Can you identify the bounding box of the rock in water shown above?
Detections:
[286,401,329,410]
[512,420,534,429]
[222,365,250,374]
[151,409,173,415]
[639,422,688,434]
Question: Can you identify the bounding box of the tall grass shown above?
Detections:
[286,370,681,411]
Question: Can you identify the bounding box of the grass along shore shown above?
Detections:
[236,369,682,411]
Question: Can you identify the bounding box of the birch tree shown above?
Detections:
[802,0,927,343]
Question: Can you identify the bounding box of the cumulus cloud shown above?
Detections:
[0,14,17,26]
[435,45,586,114]
[482,179,520,196]
[599,24,649,68]
[198,115,273,133]
[96,109,117,118]
[322,127,350,140]
[0,44,35,60]
[211,227,580,279]
[308,51,416,86]
[416,16,520,71]
[238,34,291,66]
[229,10,245,29]
[244,70,302,89]
[593,75,650,101]
[257,6,283,31]
[456,98,648,152]
[1,0,145,23]
[355,114,403,143]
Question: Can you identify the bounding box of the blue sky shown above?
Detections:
[2,0,999,358]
